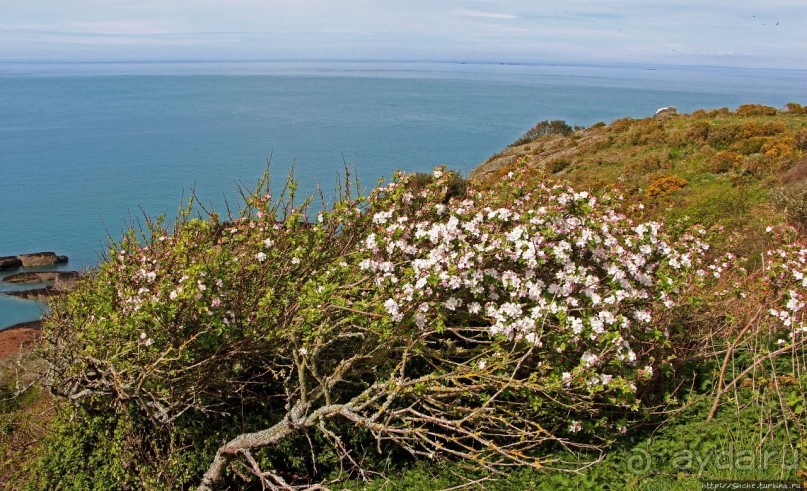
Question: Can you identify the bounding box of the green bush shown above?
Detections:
[686,121,711,142]
[729,136,766,155]
[706,107,732,118]
[784,102,807,115]
[510,119,574,146]
[548,157,572,173]
[706,124,741,149]
[704,151,741,174]
[772,182,807,230]
[795,128,807,151]
[736,104,778,116]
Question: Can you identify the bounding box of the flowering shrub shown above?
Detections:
[762,230,807,345]
[773,183,807,232]
[739,121,787,139]
[785,103,807,115]
[735,104,778,117]
[702,226,807,426]
[706,124,742,149]
[365,168,707,392]
[686,121,711,142]
[762,136,797,159]
[645,175,688,200]
[39,168,712,489]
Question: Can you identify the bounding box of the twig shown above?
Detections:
[708,306,763,420]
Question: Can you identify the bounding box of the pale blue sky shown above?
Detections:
[1,1,805,68]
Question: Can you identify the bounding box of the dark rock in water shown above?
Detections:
[1,253,69,269]
[0,257,22,270]
[17,252,68,267]
[2,269,80,303]
[2,272,44,284]
[5,286,58,302]
[3,271,80,285]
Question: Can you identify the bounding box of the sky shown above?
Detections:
[0,1,805,69]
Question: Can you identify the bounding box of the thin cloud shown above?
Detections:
[69,21,176,35]
[0,29,243,46]
[454,8,518,20]
[0,21,177,36]
[0,1,804,68]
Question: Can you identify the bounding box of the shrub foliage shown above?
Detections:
[38,167,714,489]
[24,100,807,489]
[510,120,575,147]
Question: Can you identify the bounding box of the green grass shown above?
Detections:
[474,105,806,260]
[349,394,802,490]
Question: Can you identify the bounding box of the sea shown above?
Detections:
[1,60,806,329]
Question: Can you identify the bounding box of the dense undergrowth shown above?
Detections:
[1,103,806,490]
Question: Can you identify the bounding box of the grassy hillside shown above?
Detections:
[473,104,807,241]
[1,103,806,490]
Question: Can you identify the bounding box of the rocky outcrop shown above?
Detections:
[3,271,80,285]
[3,272,51,284]
[18,252,68,267]
[653,106,677,119]
[1,265,79,304]
[5,287,58,302]
[0,257,23,269]
[0,252,68,269]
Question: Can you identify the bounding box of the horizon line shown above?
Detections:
[1,57,806,72]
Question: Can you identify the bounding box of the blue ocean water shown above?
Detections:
[1,61,805,328]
